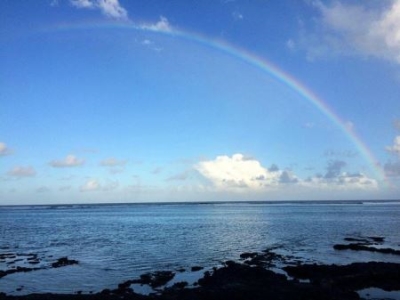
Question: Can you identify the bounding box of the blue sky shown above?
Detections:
[1,0,400,204]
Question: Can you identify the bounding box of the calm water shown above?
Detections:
[1,201,400,295]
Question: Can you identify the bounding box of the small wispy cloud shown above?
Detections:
[80,179,101,192]
[100,157,127,167]
[50,155,85,168]
[232,11,243,21]
[70,0,128,21]
[7,166,36,177]
[0,142,12,156]
[80,178,119,192]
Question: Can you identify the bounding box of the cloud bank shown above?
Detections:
[195,154,378,193]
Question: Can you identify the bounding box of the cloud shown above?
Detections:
[232,11,243,20]
[384,161,400,177]
[50,155,85,168]
[80,179,119,192]
[100,157,127,167]
[195,153,281,190]
[195,154,377,193]
[302,1,400,63]
[304,172,378,190]
[0,142,12,156]
[139,16,172,33]
[386,136,400,157]
[70,0,128,20]
[80,179,100,192]
[7,166,36,177]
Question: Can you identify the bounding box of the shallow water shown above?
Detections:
[1,201,400,295]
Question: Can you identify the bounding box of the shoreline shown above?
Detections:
[1,236,400,300]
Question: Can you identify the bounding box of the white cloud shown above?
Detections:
[195,153,282,190]
[80,179,101,192]
[70,0,128,20]
[80,178,119,192]
[71,0,95,8]
[0,142,12,156]
[50,155,85,168]
[386,136,400,157]
[7,166,36,177]
[195,154,378,193]
[140,16,172,33]
[304,1,400,63]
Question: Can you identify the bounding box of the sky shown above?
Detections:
[1,0,400,205]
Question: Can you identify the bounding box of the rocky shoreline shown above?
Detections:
[1,236,400,300]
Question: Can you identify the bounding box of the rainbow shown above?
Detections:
[39,20,386,182]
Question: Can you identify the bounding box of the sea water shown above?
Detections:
[1,201,400,295]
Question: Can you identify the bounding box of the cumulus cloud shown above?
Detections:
[195,154,282,190]
[386,136,400,157]
[195,154,377,193]
[70,0,128,20]
[7,166,36,177]
[50,155,85,168]
[303,1,400,63]
[0,142,12,156]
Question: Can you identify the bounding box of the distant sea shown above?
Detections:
[1,200,400,295]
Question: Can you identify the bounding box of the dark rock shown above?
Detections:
[333,243,400,255]
[343,237,371,244]
[171,281,188,289]
[239,252,258,259]
[100,288,111,295]
[191,266,203,272]
[368,236,385,242]
[284,262,400,291]
[51,257,79,268]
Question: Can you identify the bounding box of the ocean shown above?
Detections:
[1,201,400,295]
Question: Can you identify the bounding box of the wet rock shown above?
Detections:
[51,257,79,268]
[239,252,258,259]
[333,243,400,255]
[127,271,176,288]
[171,281,188,289]
[284,262,400,291]
[191,266,203,272]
